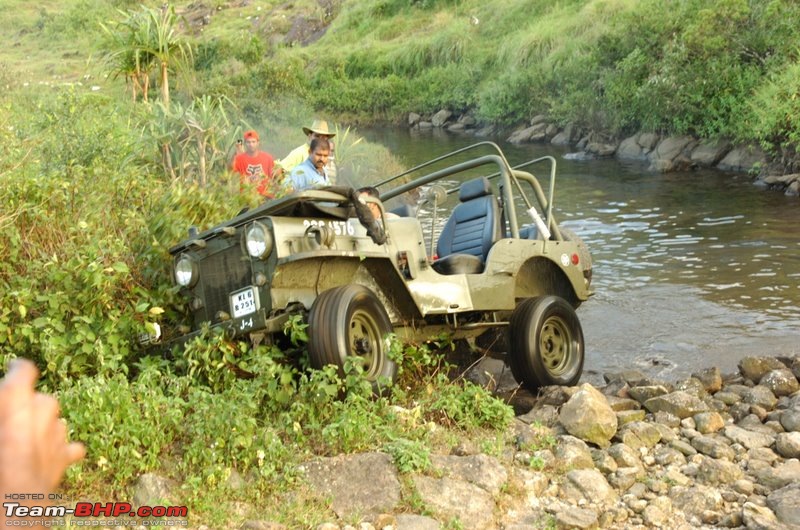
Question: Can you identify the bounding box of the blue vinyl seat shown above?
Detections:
[432,177,502,275]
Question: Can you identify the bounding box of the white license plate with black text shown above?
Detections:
[231,287,258,318]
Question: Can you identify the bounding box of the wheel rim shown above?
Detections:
[348,308,384,377]
[539,315,573,376]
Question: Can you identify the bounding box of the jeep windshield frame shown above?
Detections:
[375,141,561,242]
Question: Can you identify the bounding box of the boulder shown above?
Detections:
[558,384,618,447]
[628,385,670,404]
[740,357,787,383]
[692,366,723,393]
[644,391,709,418]
[648,136,695,172]
[694,412,725,434]
[760,369,800,397]
[554,506,599,529]
[132,473,179,508]
[742,502,781,530]
[689,139,732,167]
[429,454,507,495]
[562,469,619,505]
[614,421,662,449]
[781,409,800,432]
[767,482,800,527]
[586,142,617,157]
[301,453,401,518]
[431,110,453,128]
[637,132,660,150]
[554,435,595,470]
[412,476,494,530]
[690,435,735,460]
[744,385,779,411]
[395,514,441,530]
[696,455,743,486]
[717,144,767,172]
[616,135,647,161]
[724,425,775,450]
[753,459,800,490]
[408,113,421,127]
[775,432,800,459]
[669,485,723,519]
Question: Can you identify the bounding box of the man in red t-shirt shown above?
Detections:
[231,130,276,197]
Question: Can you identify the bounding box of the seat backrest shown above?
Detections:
[436,177,502,261]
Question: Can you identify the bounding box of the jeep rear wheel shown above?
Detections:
[308,285,397,393]
[508,295,584,391]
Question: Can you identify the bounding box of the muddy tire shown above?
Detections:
[308,285,397,393]
[508,295,584,391]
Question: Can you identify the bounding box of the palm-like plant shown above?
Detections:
[102,5,191,108]
[181,95,235,187]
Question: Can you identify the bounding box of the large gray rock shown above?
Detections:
[638,132,660,150]
[691,435,735,460]
[554,435,595,470]
[739,356,787,383]
[745,385,779,411]
[767,482,800,527]
[554,506,599,529]
[395,514,441,530]
[301,453,401,518]
[690,139,732,167]
[649,136,695,172]
[614,421,662,449]
[559,384,618,448]
[781,409,800,432]
[629,385,670,404]
[430,454,507,495]
[753,459,800,490]
[562,469,619,505]
[644,391,709,418]
[608,443,642,468]
[408,113,421,127]
[696,455,744,485]
[775,432,800,459]
[412,476,494,530]
[132,473,179,508]
[617,135,647,161]
[717,145,767,172]
[508,123,547,143]
[692,366,723,393]
[430,110,453,128]
[669,485,723,518]
[694,412,725,434]
[724,425,775,450]
[760,369,800,397]
[587,142,617,157]
[742,502,781,530]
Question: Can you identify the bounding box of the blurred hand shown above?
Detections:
[0,359,85,496]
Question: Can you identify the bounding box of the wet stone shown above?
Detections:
[628,385,670,404]
[759,369,800,397]
[775,431,800,458]
[694,412,725,434]
[715,391,743,406]
[693,366,723,393]
[739,356,787,383]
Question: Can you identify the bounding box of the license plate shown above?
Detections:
[230,287,258,318]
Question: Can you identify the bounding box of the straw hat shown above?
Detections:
[302,119,336,137]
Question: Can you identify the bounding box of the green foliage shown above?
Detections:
[384,437,431,473]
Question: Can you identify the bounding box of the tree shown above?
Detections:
[102,5,192,108]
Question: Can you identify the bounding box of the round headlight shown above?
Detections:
[175,255,197,287]
[246,222,273,259]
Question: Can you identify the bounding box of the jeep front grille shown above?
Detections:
[197,245,252,325]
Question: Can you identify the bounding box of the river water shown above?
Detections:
[359,128,800,383]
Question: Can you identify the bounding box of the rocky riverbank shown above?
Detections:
[130,354,800,529]
[407,111,800,198]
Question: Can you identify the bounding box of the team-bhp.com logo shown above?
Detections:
[4,494,188,527]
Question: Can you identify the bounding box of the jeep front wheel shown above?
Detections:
[508,296,584,391]
[307,285,397,393]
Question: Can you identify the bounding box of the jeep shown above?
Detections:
[165,142,593,391]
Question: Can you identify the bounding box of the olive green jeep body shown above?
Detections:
[166,143,593,391]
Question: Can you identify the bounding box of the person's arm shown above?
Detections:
[0,359,85,518]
